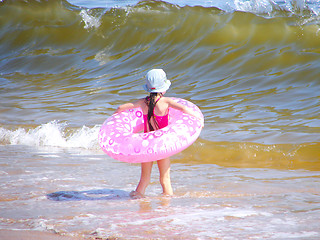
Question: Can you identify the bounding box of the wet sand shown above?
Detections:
[0,230,83,240]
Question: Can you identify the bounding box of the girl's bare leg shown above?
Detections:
[133,161,153,197]
[157,158,173,196]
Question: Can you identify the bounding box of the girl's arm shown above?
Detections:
[167,98,203,121]
[114,99,144,114]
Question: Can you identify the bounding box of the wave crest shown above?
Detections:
[0,121,100,150]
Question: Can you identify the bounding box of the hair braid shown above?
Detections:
[145,93,161,131]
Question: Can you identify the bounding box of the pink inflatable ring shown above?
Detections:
[98,97,203,163]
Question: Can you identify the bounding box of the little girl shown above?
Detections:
[115,69,201,198]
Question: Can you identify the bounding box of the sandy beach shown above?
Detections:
[0,230,83,240]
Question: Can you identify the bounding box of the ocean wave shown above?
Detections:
[1,0,319,73]
[0,0,319,146]
[0,121,319,170]
[0,121,101,149]
[67,0,320,17]
[1,1,319,53]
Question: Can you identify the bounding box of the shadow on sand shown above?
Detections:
[47,189,130,201]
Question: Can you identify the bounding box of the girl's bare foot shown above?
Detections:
[129,190,144,199]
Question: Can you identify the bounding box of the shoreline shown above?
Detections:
[0,229,83,240]
[0,229,121,240]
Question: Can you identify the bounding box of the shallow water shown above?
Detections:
[0,0,320,239]
[1,145,319,239]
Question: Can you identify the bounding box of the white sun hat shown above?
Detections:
[143,69,171,93]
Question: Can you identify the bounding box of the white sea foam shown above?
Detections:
[80,9,101,29]
[70,0,320,16]
[0,121,100,150]
[234,0,274,13]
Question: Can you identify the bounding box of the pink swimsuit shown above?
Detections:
[143,97,169,132]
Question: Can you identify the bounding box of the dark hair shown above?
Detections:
[145,92,162,131]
